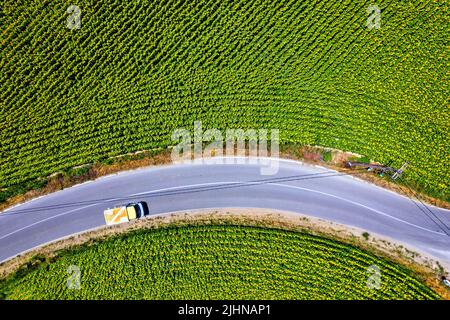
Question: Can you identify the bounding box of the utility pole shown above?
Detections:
[391,162,409,180]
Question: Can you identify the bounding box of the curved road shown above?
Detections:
[1,157,449,265]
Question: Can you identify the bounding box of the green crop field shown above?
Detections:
[0,0,448,199]
[0,225,440,299]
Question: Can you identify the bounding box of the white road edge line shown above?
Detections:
[0,181,445,241]
[2,156,448,214]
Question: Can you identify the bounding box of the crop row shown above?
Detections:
[0,225,439,300]
[0,0,448,199]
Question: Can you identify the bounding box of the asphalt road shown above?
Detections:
[1,157,449,264]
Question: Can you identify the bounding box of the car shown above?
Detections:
[136,201,150,218]
[127,201,149,218]
[104,201,149,225]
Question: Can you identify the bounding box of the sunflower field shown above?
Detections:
[0,225,441,299]
[0,0,448,199]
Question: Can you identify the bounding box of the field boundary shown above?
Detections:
[1,208,448,298]
[1,145,449,215]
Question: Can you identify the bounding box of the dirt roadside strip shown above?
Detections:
[1,208,449,299]
[1,146,448,214]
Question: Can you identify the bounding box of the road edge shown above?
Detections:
[1,208,448,299]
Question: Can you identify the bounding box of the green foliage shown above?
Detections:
[359,156,371,164]
[99,158,114,166]
[0,225,440,300]
[64,165,92,177]
[0,179,48,203]
[0,0,448,199]
[323,151,333,162]
[0,193,7,203]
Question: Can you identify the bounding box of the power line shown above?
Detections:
[1,167,371,216]
[399,176,450,232]
[396,176,450,236]
[383,160,449,235]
